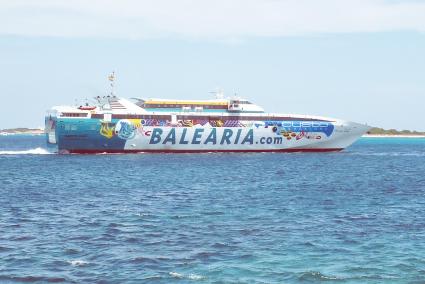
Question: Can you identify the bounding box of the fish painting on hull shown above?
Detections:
[100,119,144,140]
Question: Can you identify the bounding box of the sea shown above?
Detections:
[0,135,425,283]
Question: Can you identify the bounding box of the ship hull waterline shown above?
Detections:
[63,148,344,154]
[46,118,369,154]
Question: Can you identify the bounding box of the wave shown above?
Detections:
[0,275,67,282]
[298,271,342,281]
[347,151,425,157]
[68,260,89,267]
[169,272,205,281]
[0,148,53,155]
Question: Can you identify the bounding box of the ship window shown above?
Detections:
[61,112,88,117]
[238,101,252,104]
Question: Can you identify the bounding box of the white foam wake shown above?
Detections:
[0,147,53,155]
[169,272,205,281]
[68,259,89,266]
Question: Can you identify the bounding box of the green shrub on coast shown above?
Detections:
[367,127,425,136]
[0,128,44,135]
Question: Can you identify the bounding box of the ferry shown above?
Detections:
[45,73,370,154]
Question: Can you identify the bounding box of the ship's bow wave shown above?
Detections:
[0,147,53,155]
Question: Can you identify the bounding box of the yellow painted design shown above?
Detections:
[216,120,224,127]
[145,100,227,106]
[128,119,142,128]
[100,122,115,139]
[182,120,193,127]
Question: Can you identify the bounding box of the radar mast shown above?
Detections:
[209,88,224,99]
[108,71,115,97]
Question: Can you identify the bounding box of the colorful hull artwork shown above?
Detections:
[46,113,370,153]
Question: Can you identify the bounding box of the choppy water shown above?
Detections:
[1,135,425,283]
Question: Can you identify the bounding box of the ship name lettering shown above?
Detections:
[220,129,233,145]
[162,128,176,144]
[149,128,163,144]
[204,128,217,144]
[148,128,254,145]
[192,129,204,144]
[180,128,189,144]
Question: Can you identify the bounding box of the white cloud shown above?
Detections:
[1,0,425,39]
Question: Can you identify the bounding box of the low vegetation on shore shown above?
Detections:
[367,127,425,136]
[0,128,44,135]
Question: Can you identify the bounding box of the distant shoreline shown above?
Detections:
[363,134,425,138]
[366,127,425,136]
[0,128,44,136]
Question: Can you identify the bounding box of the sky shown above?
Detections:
[0,0,424,130]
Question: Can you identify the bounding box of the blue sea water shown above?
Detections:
[0,135,425,283]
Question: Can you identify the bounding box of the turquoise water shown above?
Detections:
[0,136,425,283]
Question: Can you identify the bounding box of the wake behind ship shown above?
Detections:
[45,74,370,154]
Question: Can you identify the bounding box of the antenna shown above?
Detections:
[209,88,224,99]
[108,71,115,97]
[217,89,224,99]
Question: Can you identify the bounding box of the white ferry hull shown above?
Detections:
[121,123,367,153]
[50,117,369,154]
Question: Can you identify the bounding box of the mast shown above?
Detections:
[209,88,224,99]
[108,71,115,97]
